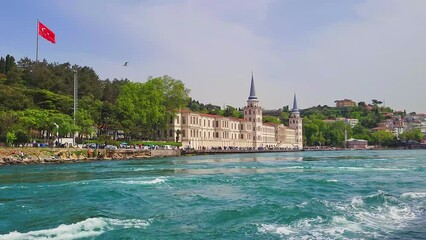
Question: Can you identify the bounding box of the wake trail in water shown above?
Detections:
[117,177,167,185]
[0,217,150,240]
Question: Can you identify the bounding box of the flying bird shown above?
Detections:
[123,62,129,66]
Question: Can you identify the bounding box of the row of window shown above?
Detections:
[163,128,297,143]
[261,127,276,133]
[247,117,261,123]
[183,129,255,140]
[245,109,261,115]
[180,115,249,130]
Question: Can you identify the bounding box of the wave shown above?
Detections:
[0,217,150,240]
[258,191,423,239]
[0,186,27,190]
[259,224,295,236]
[118,177,166,185]
[325,179,338,183]
[401,192,426,199]
[284,166,306,169]
[337,166,407,171]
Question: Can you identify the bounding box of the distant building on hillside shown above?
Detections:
[335,99,356,107]
[346,138,368,149]
[405,113,426,137]
[323,118,359,128]
[337,118,359,127]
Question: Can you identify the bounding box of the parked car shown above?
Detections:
[84,143,97,149]
[105,145,117,150]
[119,142,131,149]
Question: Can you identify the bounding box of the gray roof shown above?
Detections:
[292,93,299,112]
[248,72,257,100]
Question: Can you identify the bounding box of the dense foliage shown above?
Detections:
[301,103,403,147]
[187,99,243,118]
[0,54,189,145]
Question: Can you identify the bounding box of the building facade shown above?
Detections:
[346,138,368,149]
[335,99,356,107]
[164,74,303,150]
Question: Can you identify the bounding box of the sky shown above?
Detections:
[1,0,426,113]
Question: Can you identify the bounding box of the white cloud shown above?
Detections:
[282,0,426,112]
[57,0,278,108]
[56,0,426,112]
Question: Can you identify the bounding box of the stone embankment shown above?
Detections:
[0,148,181,166]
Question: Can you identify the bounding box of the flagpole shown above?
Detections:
[36,19,39,62]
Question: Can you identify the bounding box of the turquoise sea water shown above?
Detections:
[0,150,425,239]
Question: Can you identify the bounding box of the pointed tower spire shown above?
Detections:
[292,93,299,112]
[248,72,257,100]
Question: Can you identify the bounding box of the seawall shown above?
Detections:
[0,148,181,166]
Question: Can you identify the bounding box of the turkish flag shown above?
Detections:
[38,21,56,44]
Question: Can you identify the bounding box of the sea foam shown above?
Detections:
[0,217,150,240]
[119,177,166,185]
[401,192,426,199]
[259,191,421,239]
[258,224,295,236]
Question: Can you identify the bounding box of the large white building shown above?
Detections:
[163,75,303,149]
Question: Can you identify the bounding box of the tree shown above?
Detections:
[223,105,241,118]
[4,55,16,74]
[282,105,289,112]
[0,57,5,73]
[358,101,367,108]
[75,110,95,140]
[4,65,22,85]
[352,123,372,143]
[302,116,329,146]
[0,111,20,136]
[371,130,396,147]
[18,109,49,140]
[0,86,31,110]
[400,129,422,142]
[50,112,77,139]
[28,89,73,114]
[303,119,320,146]
[326,121,352,147]
[15,130,29,146]
[372,99,383,106]
[116,76,190,139]
[6,131,16,147]
[263,116,281,124]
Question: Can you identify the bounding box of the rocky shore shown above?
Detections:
[0,148,181,166]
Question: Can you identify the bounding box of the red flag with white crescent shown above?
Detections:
[38,21,56,44]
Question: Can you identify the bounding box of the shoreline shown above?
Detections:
[0,146,422,166]
[0,148,180,166]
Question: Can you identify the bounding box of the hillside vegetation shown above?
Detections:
[0,54,189,145]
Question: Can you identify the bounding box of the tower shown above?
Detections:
[289,93,303,149]
[243,72,262,148]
